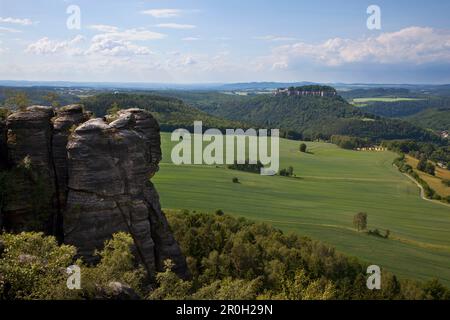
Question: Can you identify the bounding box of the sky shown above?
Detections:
[1,0,450,84]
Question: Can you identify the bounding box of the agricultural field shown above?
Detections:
[352,97,423,107]
[154,133,450,285]
[405,155,450,198]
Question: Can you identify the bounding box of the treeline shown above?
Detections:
[331,135,371,150]
[383,140,449,168]
[227,161,264,174]
[286,85,337,93]
[2,211,449,300]
[0,86,81,109]
[359,96,450,118]
[393,155,448,202]
[162,91,441,143]
[340,88,412,100]
[81,93,245,132]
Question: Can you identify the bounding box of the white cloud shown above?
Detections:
[156,23,196,30]
[255,35,297,42]
[85,37,153,56]
[0,17,33,26]
[93,28,166,41]
[25,35,85,55]
[141,9,182,18]
[265,27,450,68]
[25,27,163,58]
[182,37,200,41]
[0,26,21,33]
[88,24,119,33]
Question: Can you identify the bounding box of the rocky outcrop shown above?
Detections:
[3,106,58,233]
[0,119,7,169]
[0,106,188,280]
[52,105,89,205]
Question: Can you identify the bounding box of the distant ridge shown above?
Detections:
[1,80,449,92]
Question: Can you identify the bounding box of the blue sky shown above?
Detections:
[1,0,450,83]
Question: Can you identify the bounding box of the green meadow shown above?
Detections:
[154,132,450,285]
[351,97,424,107]
[352,97,423,103]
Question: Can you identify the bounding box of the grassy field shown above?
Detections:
[352,97,423,103]
[405,155,450,197]
[351,97,424,107]
[154,133,450,285]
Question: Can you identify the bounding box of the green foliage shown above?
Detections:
[0,232,78,300]
[382,139,449,168]
[393,155,441,200]
[232,177,239,184]
[300,143,307,153]
[277,269,336,300]
[0,87,80,109]
[148,260,192,300]
[279,166,294,177]
[228,161,264,174]
[43,92,61,108]
[331,135,370,150]
[0,107,10,120]
[353,212,368,232]
[164,210,440,300]
[4,92,30,110]
[81,93,244,132]
[422,279,450,300]
[167,90,440,142]
[1,214,448,300]
[0,232,145,300]
[81,232,146,298]
[192,277,262,300]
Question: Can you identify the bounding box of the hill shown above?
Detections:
[80,93,245,131]
[405,108,450,131]
[165,87,441,142]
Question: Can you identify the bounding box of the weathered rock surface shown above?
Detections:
[3,106,58,232]
[0,106,188,280]
[64,110,188,279]
[0,119,7,169]
[52,105,90,205]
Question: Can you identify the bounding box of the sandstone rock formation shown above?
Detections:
[0,106,188,280]
[0,119,7,170]
[52,105,90,206]
[3,106,58,233]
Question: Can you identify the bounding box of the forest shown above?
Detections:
[1,211,449,300]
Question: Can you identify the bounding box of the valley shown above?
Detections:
[155,133,450,285]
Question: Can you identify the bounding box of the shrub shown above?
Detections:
[300,143,307,153]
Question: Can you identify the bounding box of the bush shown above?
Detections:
[353,212,367,232]
[0,232,146,300]
[279,166,294,177]
[232,177,239,184]
[300,143,307,153]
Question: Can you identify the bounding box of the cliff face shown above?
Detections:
[0,106,188,279]
[3,106,58,233]
[0,119,7,170]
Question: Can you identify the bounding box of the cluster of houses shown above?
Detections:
[356,146,386,152]
[274,88,337,97]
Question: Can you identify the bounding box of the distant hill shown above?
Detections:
[355,96,450,131]
[167,86,441,142]
[81,93,245,132]
[406,108,450,131]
